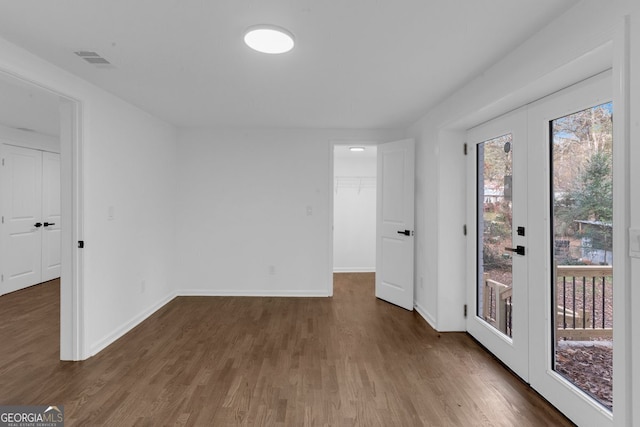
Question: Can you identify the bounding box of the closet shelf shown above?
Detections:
[334,176,376,194]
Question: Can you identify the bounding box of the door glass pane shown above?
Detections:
[477,134,513,338]
[551,102,613,411]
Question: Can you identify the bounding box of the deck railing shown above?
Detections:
[482,265,613,340]
[555,265,613,339]
[482,273,512,337]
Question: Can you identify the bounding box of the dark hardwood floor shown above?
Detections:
[0,274,573,426]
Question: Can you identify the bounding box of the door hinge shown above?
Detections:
[463,224,467,236]
[1,216,3,224]
[78,240,84,249]
[464,304,468,318]
[463,143,468,155]
[1,158,4,166]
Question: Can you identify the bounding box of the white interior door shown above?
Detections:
[1,144,43,294]
[375,138,415,310]
[41,151,61,281]
[466,108,529,381]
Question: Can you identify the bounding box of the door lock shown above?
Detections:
[43,222,55,227]
[505,245,525,256]
[397,230,412,236]
[34,222,42,228]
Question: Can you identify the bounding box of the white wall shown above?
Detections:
[0,36,178,359]
[175,129,401,296]
[84,97,177,356]
[0,122,59,152]
[333,146,377,272]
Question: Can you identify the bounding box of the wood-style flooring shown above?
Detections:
[0,274,574,426]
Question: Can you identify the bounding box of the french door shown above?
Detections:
[527,72,613,426]
[466,107,529,381]
[467,71,614,426]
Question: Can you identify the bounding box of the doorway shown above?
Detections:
[333,144,377,274]
[0,71,83,360]
[331,139,415,311]
[332,143,377,301]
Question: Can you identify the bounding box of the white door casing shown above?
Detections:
[375,138,415,311]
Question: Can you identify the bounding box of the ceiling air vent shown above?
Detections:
[74,51,114,68]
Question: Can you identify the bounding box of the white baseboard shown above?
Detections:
[89,291,177,357]
[178,289,330,297]
[332,267,375,273]
[414,302,437,330]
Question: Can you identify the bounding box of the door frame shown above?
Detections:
[0,69,84,361]
[328,139,388,296]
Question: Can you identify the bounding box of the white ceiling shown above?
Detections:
[335,144,377,159]
[0,0,579,130]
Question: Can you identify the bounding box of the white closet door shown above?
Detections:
[375,138,415,311]
[41,151,61,281]
[1,144,43,294]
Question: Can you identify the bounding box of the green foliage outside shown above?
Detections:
[552,103,613,264]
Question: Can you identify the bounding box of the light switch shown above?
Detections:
[630,228,640,258]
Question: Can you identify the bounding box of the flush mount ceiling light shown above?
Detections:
[349,147,366,152]
[244,25,295,54]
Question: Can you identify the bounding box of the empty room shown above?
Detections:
[0,1,638,426]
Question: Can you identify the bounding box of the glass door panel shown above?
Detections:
[477,134,514,338]
[550,102,613,411]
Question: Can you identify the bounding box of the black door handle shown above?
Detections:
[34,222,42,228]
[505,245,525,256]
[397,230,411,236]
[44,222,55,227]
